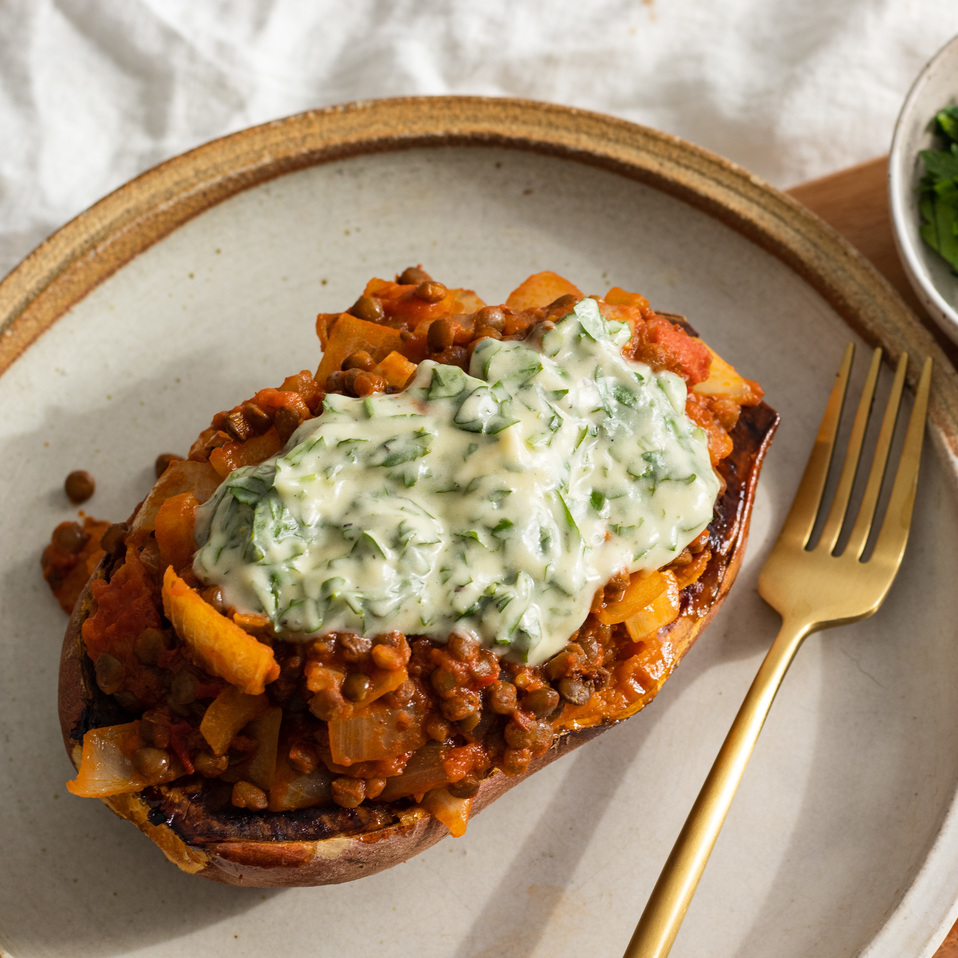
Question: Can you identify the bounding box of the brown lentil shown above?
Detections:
[132,746,171,779]
[341,368,361,394]
[448,632,479,662]
[53,521,86,553]
[456,711,481,733]
[441,690,481,722]
[342,349,375,371]
[558,676,592,706]
[277,651,305,686]
[424,715,452,742]
[338,633,372,663]
[139,713,171,749]
[488,680,518,715]
[342,671,372,702]
[309,689,343,722]
[385,679,415,707]
[274,404,304,442]
[351,371,386,397]
[545,644,583,681]
[523,687,561,719]
[469,652,498,683]
[374,630,404,648]
[431,668,458,697]
[134,627,171,666]
[350,295,384,322]
[325,370,347,393]
[476,305,506,330]
[64,470,95,504]
[524,319,556,350]
[505,717,540,750]
[201,585,228,614]
[398,266,431,285]
[437,345,469,368]
[414,280,447,303]
[94,654,125,695]
[578,624,609,666]
[427,318,456,352]
[168,670,199,706]
[448,775,481,798]
[502,746,532,775]
[527,720,555,754]
[193,751,230,777]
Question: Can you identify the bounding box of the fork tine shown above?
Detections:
[843,353,908,559]
[817,348,883,554]
[777,343,854,548]
[871,356,933,569]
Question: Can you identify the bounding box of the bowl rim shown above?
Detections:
[889,33,958,335]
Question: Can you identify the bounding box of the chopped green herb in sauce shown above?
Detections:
[192,298,719,665]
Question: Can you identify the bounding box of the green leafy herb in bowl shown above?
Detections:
[919,106,958,272]
[890,34,958,342]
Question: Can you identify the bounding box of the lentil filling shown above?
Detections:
[49,268,768,840]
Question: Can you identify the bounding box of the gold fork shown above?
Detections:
[623,344,934,958]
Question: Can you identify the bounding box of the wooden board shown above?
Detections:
[788,156,958,367]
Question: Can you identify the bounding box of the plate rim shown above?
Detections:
[0,94,956,463]
[3,93,958,956]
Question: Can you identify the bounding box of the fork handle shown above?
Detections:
[622,616,811,958]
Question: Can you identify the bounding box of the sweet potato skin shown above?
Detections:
[57,400,777,887]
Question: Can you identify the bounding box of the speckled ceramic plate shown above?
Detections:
[2,97,958,958]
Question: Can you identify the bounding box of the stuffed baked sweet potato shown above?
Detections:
[49,267,777,886]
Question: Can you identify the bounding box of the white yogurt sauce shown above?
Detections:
[192,298,719,665]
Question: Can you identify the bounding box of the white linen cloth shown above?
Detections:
[2,0,958,281]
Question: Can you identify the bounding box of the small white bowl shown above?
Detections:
[889,33,958,345]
